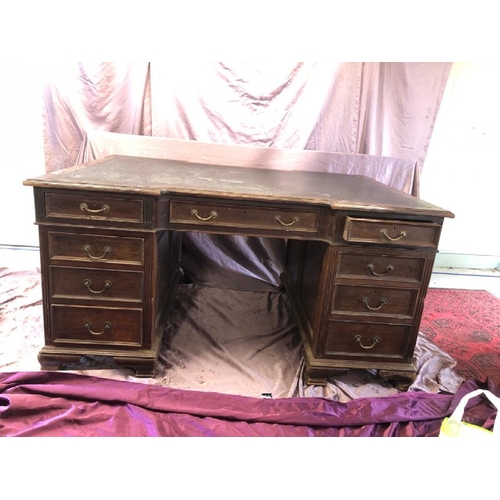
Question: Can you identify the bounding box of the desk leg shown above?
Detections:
[282,239,333,386]
[378,366,418,390]
[38,348,159,377]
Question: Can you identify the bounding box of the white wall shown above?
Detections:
[0,64,45,247]
[421,62,500,270]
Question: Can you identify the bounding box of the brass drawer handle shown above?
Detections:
[79,202,110,214]
[83,279,112,294]
[190,209,218,221]
[379,229,407,242]
[83,321,111,336]
[275,215,300,227]
[83,244,111,261]
[362,297,388,311]
[355,335,381,349]
[367,264,395,277]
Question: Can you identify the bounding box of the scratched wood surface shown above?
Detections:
[24,155,453,218]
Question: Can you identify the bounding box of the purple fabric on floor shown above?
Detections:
[0,372,497,437]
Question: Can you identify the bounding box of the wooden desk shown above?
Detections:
[24,155,454,385]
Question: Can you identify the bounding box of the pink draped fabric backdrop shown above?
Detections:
[43,62,451,173]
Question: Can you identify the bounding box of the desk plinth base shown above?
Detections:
[302,353,418,388]
[38,343,161,378]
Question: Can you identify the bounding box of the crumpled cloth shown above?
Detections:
[0,373,496,437]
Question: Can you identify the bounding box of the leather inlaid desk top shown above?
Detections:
[24,155,454,218]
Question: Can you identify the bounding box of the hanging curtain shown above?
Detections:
[354,62,451,172]
[43,62,451,172]
[149,62,451,166]
[42,62,151,173]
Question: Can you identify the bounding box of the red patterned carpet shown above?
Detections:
[420,288,500,385]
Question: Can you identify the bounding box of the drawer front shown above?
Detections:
[331,284,418,319]
[50,266,144,303]
[324,321,411,359]
[45,192,143,223]
[169,200,320,234]
[343,217,441,248]
[48,232,145,265]
[51,305,142,346]
[336,252,426,284]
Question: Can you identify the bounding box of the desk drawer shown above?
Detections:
[331,284,418,319]
[45,192,144,223]
[169,200,320,234]
[324,321,411,359]
[51,305,143,347]
[50,266,144,303]
[343,217,441,248]
[48,232,145,265]
[336,252,426,284]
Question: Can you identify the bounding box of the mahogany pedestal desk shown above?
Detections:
[24,155,454,385]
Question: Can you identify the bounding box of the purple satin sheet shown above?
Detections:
[0,373,497,437]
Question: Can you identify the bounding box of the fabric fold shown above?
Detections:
[0,372,496,437]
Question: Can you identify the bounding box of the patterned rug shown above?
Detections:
[420,288,500,385]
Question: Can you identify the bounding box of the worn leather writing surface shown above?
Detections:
[25,154,453,218]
